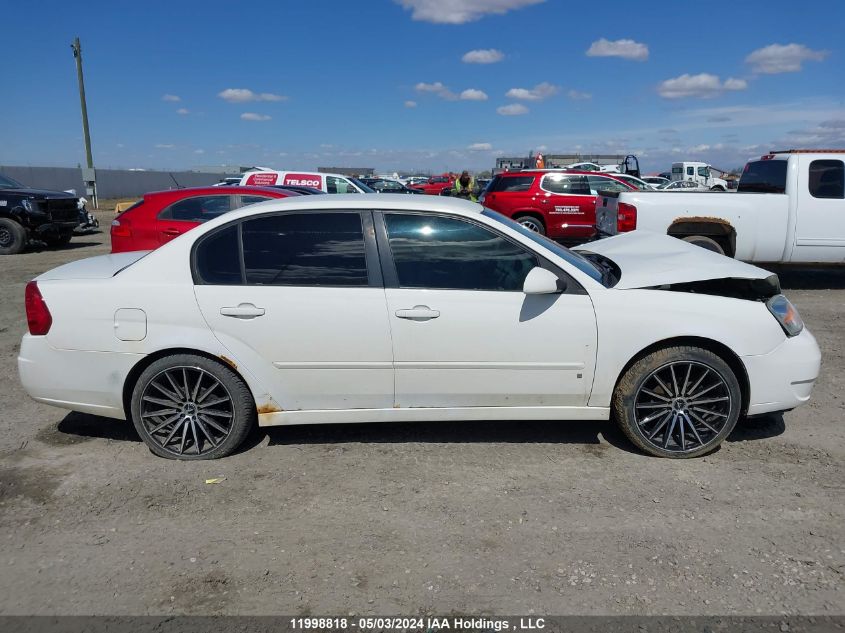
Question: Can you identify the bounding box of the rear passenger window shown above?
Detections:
[489,176,535,192]
[808,160,844,199]
[242,213,368,286]
[160,195,233,222]
[195,225,241,285]
[541,174,591,195]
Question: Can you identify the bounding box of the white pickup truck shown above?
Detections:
[596,150,845,263]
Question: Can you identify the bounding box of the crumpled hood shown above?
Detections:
[574,231,774,290]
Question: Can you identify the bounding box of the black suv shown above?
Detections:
[0,173,79,254]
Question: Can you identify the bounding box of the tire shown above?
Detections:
[130,354,256,460]
[710,186,725,192]
[612,346,742,458]
[44,231,73,247]
[514,214,546,235]
[681,235,725,255]
[0,217,27,255]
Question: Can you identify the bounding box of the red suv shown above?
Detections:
[110,186,298,253]
[479,170,635,240]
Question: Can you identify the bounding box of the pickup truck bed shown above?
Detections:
[596,190,790,262]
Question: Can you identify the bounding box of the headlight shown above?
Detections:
[766,294,804,337]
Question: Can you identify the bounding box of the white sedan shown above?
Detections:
[18,195,820,460]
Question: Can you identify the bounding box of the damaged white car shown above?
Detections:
[18,196,821,459]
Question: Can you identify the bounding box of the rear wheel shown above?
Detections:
[612,346,741,458]
[681,235,725,255]
[0,218,27,255]
[514,214,545,235]
[130,354,256,460]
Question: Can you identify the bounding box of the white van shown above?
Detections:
[239,170,373,194]
[670,162,729,191]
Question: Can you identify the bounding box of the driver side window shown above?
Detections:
[384,213,538,291]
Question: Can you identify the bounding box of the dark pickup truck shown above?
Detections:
[0,173,79,254]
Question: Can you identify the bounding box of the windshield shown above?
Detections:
[0,174,25,189]
[349,178,375,193]
[481,209,604,284]
[738,160,788,193]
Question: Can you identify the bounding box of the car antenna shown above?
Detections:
[169,172,183,189]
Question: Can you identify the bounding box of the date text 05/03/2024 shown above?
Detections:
[289,617,546,631]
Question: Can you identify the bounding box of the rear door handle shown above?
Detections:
[162,228,181,236]
[220,303,265,319]
[395,305,440,321]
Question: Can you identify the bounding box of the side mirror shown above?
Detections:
[523,267,565,295]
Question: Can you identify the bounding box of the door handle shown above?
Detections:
[395,305,440,321]
[220,303,265,319]
[162,228,181,236]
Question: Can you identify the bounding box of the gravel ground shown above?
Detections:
[0,216,842,616]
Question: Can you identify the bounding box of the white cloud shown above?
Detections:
[658,73,748,99]
[176,108,190,115]
[467,142,493,151]
[162,94,181,102]
[404,100,418,108]
[154,144,175,149]
[219,88,287,103]
[460,88,488,101]
[586,38,649,61]
[396,0,544,24]
[240,112,272,121]
[497,103,528,116]
[415,81,457,100]
[462,48,504,64]
[745,43,829,74]
[194,149,204,154]
[505,82,559,101]
[567,89,592,101]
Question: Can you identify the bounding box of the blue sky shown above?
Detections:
[2,0,843,174]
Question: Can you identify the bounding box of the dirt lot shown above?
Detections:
[0,215,842,616]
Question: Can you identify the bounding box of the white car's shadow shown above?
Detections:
[51,411,786,458]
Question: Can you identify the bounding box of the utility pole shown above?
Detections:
[71,37,98,208]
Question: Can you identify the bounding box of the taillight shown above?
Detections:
[25,281,52,335]
[617,202,637,232]
[111,218,131,238]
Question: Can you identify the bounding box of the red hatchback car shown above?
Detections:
[111,186,298,253]
[479,170,635,241]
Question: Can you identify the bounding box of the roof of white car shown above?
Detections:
[210,193,484,226]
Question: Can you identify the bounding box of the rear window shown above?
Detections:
[488,175,535,192]
[808,160,844,199]
[672,166,683,174]
[738,160,788,194]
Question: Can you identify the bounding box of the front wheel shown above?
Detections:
[130,354,256,460]
[612,346,741,458]
[514,214,546,235]
[44,231,73,247]
[0,217,27,255]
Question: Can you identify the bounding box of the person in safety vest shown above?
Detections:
[453,170,476,201]
[535,153,545,169]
